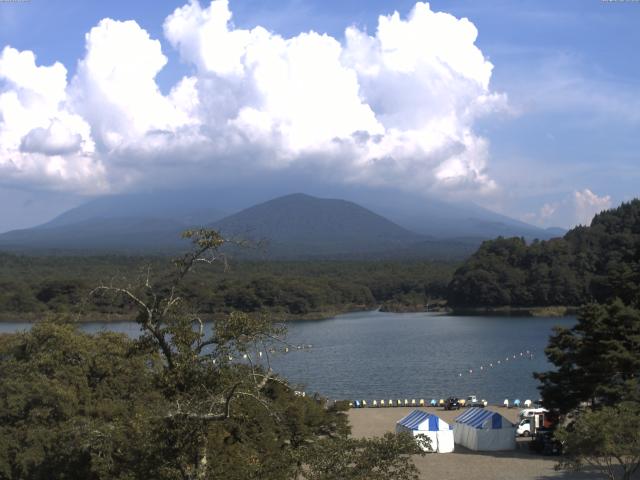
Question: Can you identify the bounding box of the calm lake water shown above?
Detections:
[1,311,575,404]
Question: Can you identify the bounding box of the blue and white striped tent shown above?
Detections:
[454,408,516,451]
[396,410,454,453]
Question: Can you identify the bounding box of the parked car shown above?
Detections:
[466,395,485,408]
[444,397,461,410]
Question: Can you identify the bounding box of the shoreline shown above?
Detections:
[0,305,374,324]
[450,305,579,317]
[0,303,578,324]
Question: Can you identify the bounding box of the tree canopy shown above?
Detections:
[529,202,640,480]
[534,300,640,414]
[447,199,640,308]
[0,229,424,480]
[0,253,455,320]
[554,402,640,480]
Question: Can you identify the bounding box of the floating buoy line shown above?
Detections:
[456,349,535,378]
[211,343,314,364]
[210,344,542,409]
[214,345,536,377]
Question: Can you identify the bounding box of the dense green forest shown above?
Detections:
[0,254,455,320]
[447,199,640,308]
[0,230,425,479]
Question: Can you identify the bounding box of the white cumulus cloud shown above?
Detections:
[574,188,611,226]
[0,1,506,195]
[70,18,198,152]
[524,189,612,228]
[0,46,103,192]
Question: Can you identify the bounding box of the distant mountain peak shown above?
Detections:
[208,193,425,258]
[259,192,345,205]
[0,189,556,258]
[279,192,316,200]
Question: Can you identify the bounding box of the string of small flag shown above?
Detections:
[457,349,534,377]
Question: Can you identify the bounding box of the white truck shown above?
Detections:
[516,408,550,437]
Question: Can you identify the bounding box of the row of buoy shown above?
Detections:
[457,350,534,377]
[210,344,313,364]
[349,398,538,409]
[267,344,313,354]
[349,398,489,408]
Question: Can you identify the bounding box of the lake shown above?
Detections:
[0,310,575,404]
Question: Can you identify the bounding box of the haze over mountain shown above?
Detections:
[0,190,563,258]
[0,217,189,253]
[355,191,560,240]
[38,191,228,229]
[0,191,229,253]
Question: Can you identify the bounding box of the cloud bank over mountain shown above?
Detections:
[0,0,505,197]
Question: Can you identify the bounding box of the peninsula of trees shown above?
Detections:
[447,199,640,309]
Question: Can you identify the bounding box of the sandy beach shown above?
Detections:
[348,406,634,480]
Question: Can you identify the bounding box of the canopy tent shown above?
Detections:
[454,408,516,451]
[395,410,454,453]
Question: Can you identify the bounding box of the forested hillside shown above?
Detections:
[447,199,640,308]
[0,255,455,320]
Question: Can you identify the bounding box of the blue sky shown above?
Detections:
[0,0,639,231]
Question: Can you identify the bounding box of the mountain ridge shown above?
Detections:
[0,191,561,258]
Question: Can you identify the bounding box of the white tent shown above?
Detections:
[395,410,454,453]
[454,408,516,451]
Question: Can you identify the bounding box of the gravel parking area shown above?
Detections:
[348,406,634,480]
